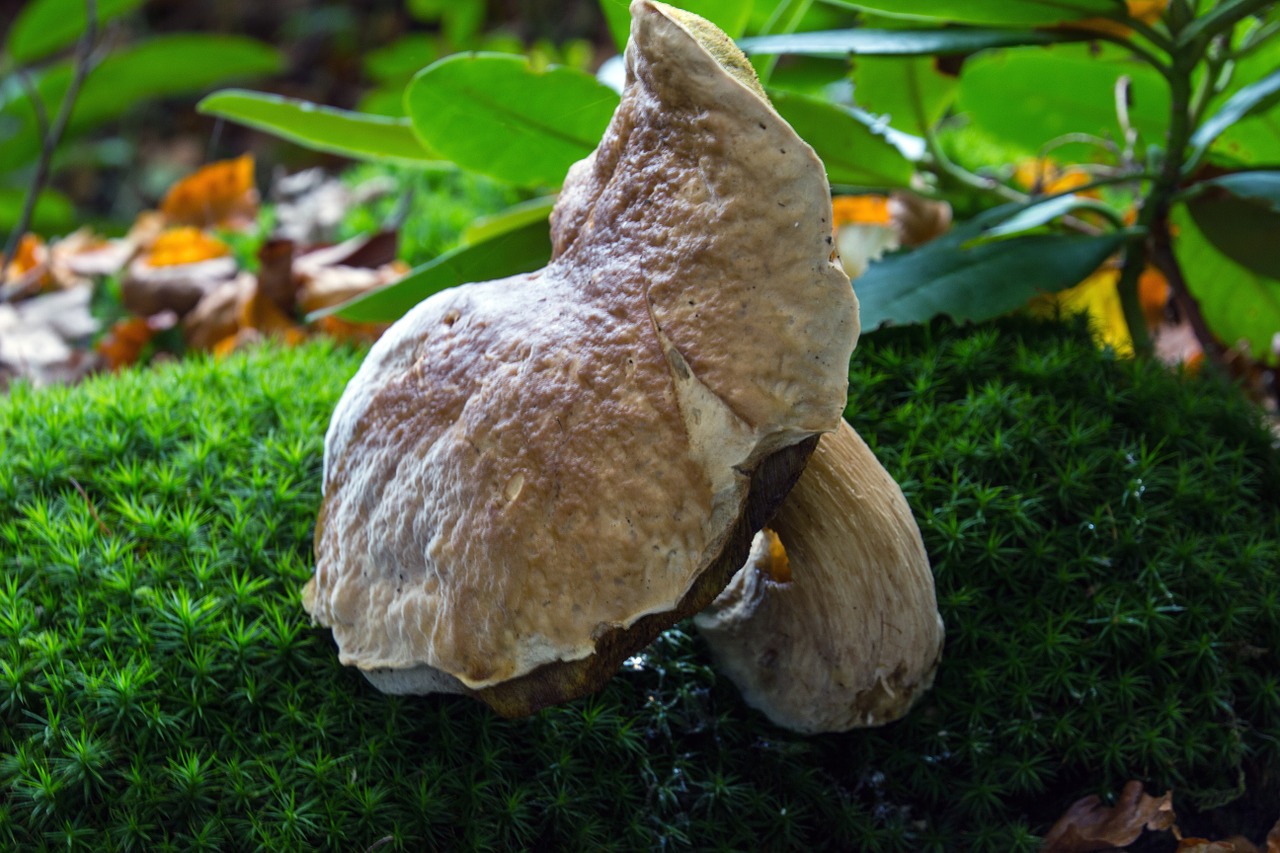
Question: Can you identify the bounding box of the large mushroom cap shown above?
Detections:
[304,0,858,716]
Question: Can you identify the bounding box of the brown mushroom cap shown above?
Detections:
[694,420,944,734]
[303,0,857,715]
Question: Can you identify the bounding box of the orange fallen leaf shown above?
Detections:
[2,233,51,296]
[160,154,258,230]
[832,194,892,229]
[1042,780,1176,853]
[96,313,177,371]
[1139,266,1169,325]
[313,315,389,345]
[1013,158,1097,197]
[143,227,230,267]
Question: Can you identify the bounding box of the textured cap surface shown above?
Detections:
[304,0,857,709]
[695,420,943,733]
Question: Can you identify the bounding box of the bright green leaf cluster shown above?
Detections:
[2,317,1278,850]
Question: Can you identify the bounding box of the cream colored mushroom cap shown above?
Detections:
[695,420,944,734]
[303,0,858,713]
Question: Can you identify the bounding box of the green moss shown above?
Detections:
[1,317,1278,851]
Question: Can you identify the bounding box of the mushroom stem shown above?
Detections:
[695,420,944,734]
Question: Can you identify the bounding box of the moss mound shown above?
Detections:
[2,317,1278,851]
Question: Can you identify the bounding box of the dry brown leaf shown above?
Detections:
[1267,817,1280,853]
[95,312,176,372]
[122,255,237,317]
[257,238,297,315]
[1042,781,1176,853]
[159,154,258,230]
[889,191,952,247]
[1,233,50,298]
[182,274,255,351]
[1177,839,1257,853]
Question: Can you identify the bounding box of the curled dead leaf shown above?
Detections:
[122,255,237,317]
[96,312,177,372]
[182,274,255,352]
[1,233,50,299]
[890,191,952,247]
[1042,781,1176,853]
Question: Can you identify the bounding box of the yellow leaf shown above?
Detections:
[143,227,231,268]
[832,194,891,228]
[1013,158,1096,197]
[1030,266,1134,355]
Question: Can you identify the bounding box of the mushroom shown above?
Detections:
[303,0,860,717]
[694,420,944,734]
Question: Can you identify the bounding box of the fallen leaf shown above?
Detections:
[1139,266,1169,325]
[1013,159,1097,197]
[0,289,99,387]
[182,274,255,351]
[96,312,177,371]
[272,168,396,244]
[1042,781,1176,853]
[143,227,230,267]
[0,233,50,299]
[889,191,952,247]
[1177,839,1256,853]
[257,238,297,315]
[122,255,238,317]
[160,154,258,230]
[832,194,892,228]
[239,284,299,338]
[1268,816,1280,853]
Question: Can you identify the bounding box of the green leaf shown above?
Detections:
[1187,69,1280,169]
[0,187,75,233]
[741,27,1080,56]
[852,56,956,138]
[855,204,1126,328]
[1202,28,1280,164]
[966,193,1093,243]
[0,35,282,169]
[1193,171,1280,213]
[198,90,442,166]
[1185,184,1280,280]
[462,196,557,245]
[957,44,1170,158]
[1173,203,1280,360]
[1178,0,1265,45]
[769,91,919,187]
[364,35,440,84]
[315,216,553,323]
[600,0,755,53]
[6,0,143,67]
[405,53,620,187]
[821,0,1124,26]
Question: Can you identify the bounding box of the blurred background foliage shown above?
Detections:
[2,0,1278,380]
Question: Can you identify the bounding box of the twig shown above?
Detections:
[0,0,99,300]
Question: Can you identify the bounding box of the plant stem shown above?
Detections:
[0,0,98,299]
[1149,219,1223,362]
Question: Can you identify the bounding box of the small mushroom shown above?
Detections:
[304,0,858,716]
[695,420,944,734]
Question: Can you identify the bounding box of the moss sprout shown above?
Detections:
[1,316,1278,850]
